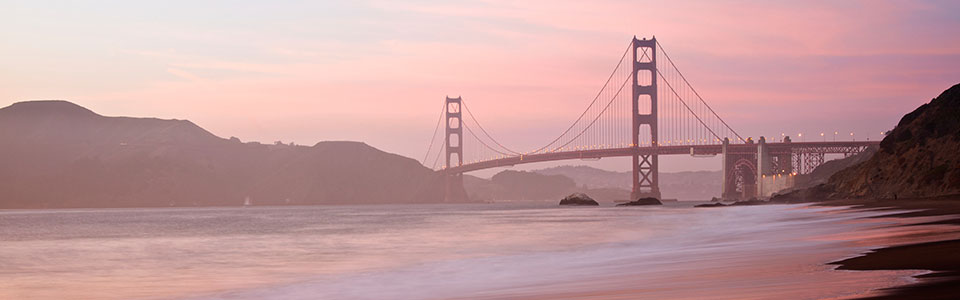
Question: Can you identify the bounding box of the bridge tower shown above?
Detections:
[631,36,662,200]
[443,96,468,202]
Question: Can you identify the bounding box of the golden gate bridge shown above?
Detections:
[422,36,877,201]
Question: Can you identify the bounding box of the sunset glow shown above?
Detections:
[3,1,959,170]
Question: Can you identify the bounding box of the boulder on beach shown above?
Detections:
[559,193,599,206]
[616,197,662,206]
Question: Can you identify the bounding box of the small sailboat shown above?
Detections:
[243,196,252,207]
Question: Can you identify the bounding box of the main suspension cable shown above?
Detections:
[656,40,744,142]
[461,99,521,155]
[421,99,446,165]
[531,41,632,154]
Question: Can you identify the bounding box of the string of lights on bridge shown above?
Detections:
[771,131,887,143]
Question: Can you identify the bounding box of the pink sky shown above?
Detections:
[2,0,959,173]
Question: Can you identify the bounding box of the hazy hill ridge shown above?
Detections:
[534,165,722,201]
[0,100,457,208]
[463,165,722,202]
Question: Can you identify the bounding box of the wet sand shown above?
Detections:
[493,199,960,300]
[819,196,960,299]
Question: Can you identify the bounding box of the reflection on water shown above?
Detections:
[0,203,927,299]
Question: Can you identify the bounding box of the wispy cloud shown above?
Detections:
[165,68,203,82]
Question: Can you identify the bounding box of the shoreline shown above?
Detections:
[815,197,960,299]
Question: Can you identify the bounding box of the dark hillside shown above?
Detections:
[828,84,960,199]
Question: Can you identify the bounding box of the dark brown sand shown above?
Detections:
[819,196,960,299]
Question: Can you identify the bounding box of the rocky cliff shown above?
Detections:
[828,84,960,199]
[0,100,456,208]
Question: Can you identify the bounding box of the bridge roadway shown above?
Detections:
[442,141,880,174]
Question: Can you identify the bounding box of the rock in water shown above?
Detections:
[559,193,599,206]
[616,197,662,206]
[695,202,727,208]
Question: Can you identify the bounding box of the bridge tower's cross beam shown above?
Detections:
[444,96,466,202]
[631,36,661,200]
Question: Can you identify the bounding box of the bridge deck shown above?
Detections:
[441,141,879,174]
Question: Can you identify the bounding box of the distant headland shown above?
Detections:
[0,100,467,208]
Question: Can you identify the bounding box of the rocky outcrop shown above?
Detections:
[828,84,960,199]
[794,147,877,188]
[616,197,662,206]
[769,184,835,203]
[695,202,727,208]
[559,193,599,206]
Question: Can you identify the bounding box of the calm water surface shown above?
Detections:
[0,202,920,299]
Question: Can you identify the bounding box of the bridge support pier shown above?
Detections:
[756,136,771,198]
[443,172,468,202]
[632,154,661,200]
[721,137,759,201]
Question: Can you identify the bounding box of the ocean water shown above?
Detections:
[0,202,921,299]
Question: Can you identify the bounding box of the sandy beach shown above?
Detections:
[819,197,960,299]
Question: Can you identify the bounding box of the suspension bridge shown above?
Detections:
[422,36,878,201]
